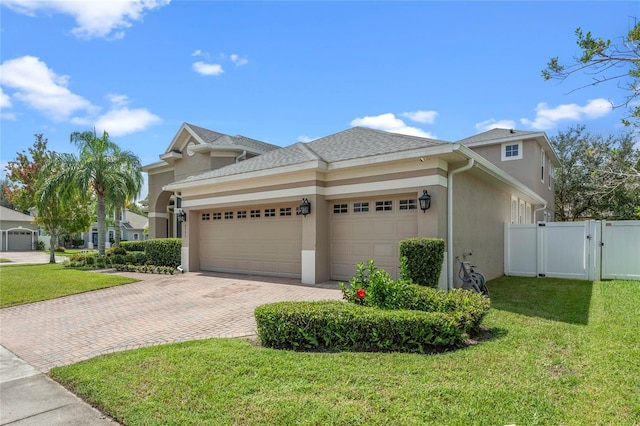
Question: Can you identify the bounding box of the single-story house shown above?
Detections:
[0,206,38,251]
[143,123,560,289]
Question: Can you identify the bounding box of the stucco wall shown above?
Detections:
[452,170,510,281]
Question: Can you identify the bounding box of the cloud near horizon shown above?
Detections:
[1,0,170,40]
[475,118,517,133]
[0,56,160,136]
[520,98,613,130]
[350,112,436,138]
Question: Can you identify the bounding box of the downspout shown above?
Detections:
[235,150,247,163]
[533,202,548,222]
[447,158,475,291]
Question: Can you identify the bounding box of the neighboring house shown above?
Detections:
[143,123,560,289]
[0,206,38,251]
[80,209,149,249]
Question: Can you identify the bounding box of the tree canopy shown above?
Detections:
[39,130,142,256]
[542,21,640,126]
[551,126,640,221]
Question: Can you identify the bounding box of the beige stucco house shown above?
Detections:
[0,206,38,251]
[143,123,559,289]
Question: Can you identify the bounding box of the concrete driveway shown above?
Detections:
[0,250,63,265]
[0,268,342,372]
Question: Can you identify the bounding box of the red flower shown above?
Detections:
[356,288,366,299]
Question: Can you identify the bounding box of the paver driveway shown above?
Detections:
[0,271,342,372]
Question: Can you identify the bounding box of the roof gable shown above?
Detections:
[458,128,540,145]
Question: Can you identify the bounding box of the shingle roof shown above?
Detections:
[458,128,540,145]
[124,209,148,230]
[182,142,321,182]
[306,127,446,162]
[0,206,34,223]
[178,127,448,184]
[185,123,281,154]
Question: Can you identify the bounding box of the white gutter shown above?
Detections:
[447,158,475,291]
[533,201,548,222]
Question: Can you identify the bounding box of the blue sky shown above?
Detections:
[1,1,638,198]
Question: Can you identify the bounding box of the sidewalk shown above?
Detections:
[0,345,118,425]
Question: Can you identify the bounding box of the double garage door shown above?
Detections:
[198,196,418,281]
[199,204,302,277]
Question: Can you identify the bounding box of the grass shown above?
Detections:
[49,277,640,425]
[43,249,98,257]
[0,258,12,263]
[0,264,137,308]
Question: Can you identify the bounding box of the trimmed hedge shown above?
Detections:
[255,301,465,353]
[399,238,445,288]
[120,241,146,252]
[144,238,181,268]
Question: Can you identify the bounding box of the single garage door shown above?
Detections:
[7,230,33,251]
[331,196,418,281]
[200,204,302,278]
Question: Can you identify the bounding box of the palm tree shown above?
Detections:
[39,130,142,256]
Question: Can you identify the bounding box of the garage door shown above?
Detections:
[7,231,33,251]
[330,196,418,281]
[199,204,302,278]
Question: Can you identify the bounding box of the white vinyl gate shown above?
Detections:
[505,220,640,281]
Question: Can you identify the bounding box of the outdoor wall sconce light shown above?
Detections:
[419,190,431,212]
[297,198,311,216]
[176,208,187,222]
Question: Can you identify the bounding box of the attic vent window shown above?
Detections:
[501,141,523,161]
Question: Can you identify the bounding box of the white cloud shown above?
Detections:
[107,93,130,108]
[0,55,96,121]
[1,0,170,40]
[475,118,517,133]
[94,107,161,137]
[230,54,248,66]
[350,113,436,138]
[193,61,224,76]
[297,135,315,143]
[520,98,613,130]
[401,110,437,124]
[0,87,12,108]
[192,49,203,56]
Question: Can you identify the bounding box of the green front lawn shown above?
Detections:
[49,277,640,425]
[0,264,137,308]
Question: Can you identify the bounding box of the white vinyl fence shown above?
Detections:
[504,220,640,281]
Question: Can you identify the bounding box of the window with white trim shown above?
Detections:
[237,210,247,219]
[224,211,233,220]
[280,207,292,216]
[353,202,369,213]
[250,210,261,218]
[202,213,210,221]
[134,233,139,240]
[399,199,417,210]
[333,204,348,214]
[264,208,276,217]
[375,200,393,211]
[502,141,523,161]
[519,200,525,224]
[511,196,518,224]
[213,212,222,220]
[541,151,546,182]
[548,164,553,190]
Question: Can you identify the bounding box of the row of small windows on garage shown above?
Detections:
[200,198,419,221]
[202,207,294,221]
[333,199,417,214]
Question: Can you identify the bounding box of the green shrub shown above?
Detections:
[120,241,146,252]
[96,257,105,268]
[133,251,147,265]
[55,246,66,253]
[124,253,137,264]
[339,259,490,336]
[105,246,127,257]
[399,238,445,288]
[85,255,96,266]
[36,240,45,250]
[109,254,125,265]
[255,301,465,352]
[145,238,181,267]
